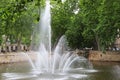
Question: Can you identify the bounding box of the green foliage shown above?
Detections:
[51,0,120,51]
[0,0,42,45]
[65,14,83,49]
[51,0,79,46]
[0,0,120,51]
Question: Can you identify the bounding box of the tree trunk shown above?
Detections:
[17,33,22,51]
[95,34,100,51]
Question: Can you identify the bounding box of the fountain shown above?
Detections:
[2,0,97,80]
[31,0,93,73]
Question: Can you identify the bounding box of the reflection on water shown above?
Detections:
[91,62,120,80]
[112,65,120,80]
[0,62,120,80]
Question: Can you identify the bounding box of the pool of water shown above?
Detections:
[0,61,120,80]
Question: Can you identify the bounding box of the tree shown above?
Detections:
[51,0,79,47]
[97,0,120,51]
[79,0,120,51]
[79,0,102,50]
[0,0,39,50]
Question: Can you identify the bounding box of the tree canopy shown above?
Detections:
[0,0,120,51]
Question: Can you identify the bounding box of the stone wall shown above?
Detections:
[0,51,120,64]
[0,51,36,64]
[88,51,120,61]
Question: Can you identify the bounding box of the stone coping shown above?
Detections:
[88,51,120,61]
[0,51,37,64]
[0,51,120,64]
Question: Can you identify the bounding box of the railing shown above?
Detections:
[0,44,29,53]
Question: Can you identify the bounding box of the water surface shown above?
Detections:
[0,62,120,80]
